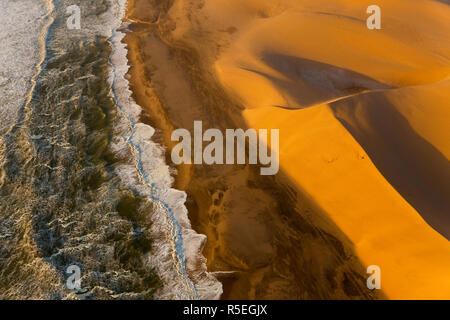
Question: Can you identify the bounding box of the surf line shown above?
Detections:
[108,0,199,299]
[4,0,55,138]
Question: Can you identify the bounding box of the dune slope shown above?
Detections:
[213,0,450,299]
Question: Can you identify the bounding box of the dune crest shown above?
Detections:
[214,0,450,110]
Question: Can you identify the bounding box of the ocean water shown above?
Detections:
[0,0,221,299]
[0,0,52,135]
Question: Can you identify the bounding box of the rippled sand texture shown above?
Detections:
[125,0,450,299]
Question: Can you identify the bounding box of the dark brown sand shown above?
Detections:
[123,0,384,300]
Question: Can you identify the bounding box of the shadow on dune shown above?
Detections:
[124,3,387,298]
[240,53,391,108]
[248,52,450,239]
[330,92,450,239]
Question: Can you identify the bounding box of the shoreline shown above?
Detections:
[118,0,222,300]
[122,0,380,300]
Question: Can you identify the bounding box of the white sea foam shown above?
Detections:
[0,0,52,134]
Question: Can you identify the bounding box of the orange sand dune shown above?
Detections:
[164,0,450,298]
[331,82,450,239]
[213,0,450,109]
[245,102,450,299]
[127,0,450,298]
[217,0,450,299]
